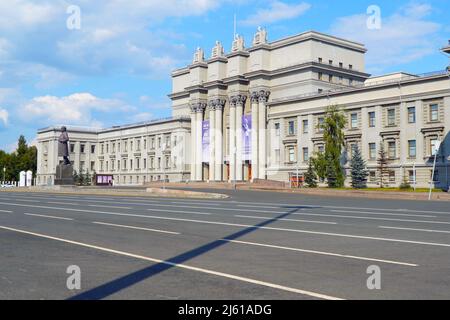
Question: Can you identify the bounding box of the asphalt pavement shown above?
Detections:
[1,189,450,300]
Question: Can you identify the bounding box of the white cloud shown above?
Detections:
[20,93,133,127]
[330,3,441,73]
[241,1,311,26]
[0,108,8,125]
[129,112,154,123]
[0,0,59,30]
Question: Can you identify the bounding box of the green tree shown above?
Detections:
[304,160,318,188]
[0,136,37,182]
[350,146,369,189]
[320,105,347,188]
[311,152,327,182]
[377,143,390,188]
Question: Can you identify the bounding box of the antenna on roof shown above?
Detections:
[233,14,237,39]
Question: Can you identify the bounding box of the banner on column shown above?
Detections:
[202,120,210,163]
[242,115,251,161]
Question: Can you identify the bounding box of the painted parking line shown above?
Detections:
[234,215,337,225]
[222,239,418,267]
[92,221,180,235]
[2,201,450,247]
[379,226,450,234]
[24,213,74,221]
[0,225,342,300]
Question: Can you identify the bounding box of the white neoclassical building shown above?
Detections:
[36,29,450,189]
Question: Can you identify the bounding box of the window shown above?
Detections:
[288,121,295,136]
[409,170,415,184]
[143,139,147,150]
[124,141,127,152]
[173,137,177,147]
[70,144,75,153]
[318,145,324,154]
[339,76,343,83]
[80,161,85,172]
[328,74,333,83]
[430,104,439,121]
[275,123,280,136]
[318,72,323,80]
[91,145,96,154]
[318,89,323,93]
[318,117,324,132]
[349,79,353,86]
[388,141,396,159]
[318,57,322,63]
[369,171,376,182]
[143,158,147,169]
[389,171,396,183]
[136,140,141,151]
[387,109,396,126]
[123,159,127,170]
[408,140,416,158]
[130,141,133,151]
[158,137,161,148]
[107,143,110,153]
[369,143,376,160]
[173,157,177,169]
[150,158,154,169]
[339,62,343,68]
[369,112,376,127]
[130,159,133,170]
[303,120,309,134]
[90,161,95,171]
[329,60,333,65]
[101,144,104,154]
[431,170,439,182]
[112,143,115,153]
[151,138,155,149]
[80,144,85,153]
[408,107,416,123]
[117,160,120,171]
[350,143,357,157]
[349,64,353,70]
[158,158,161,169]
[288,147,296,162]
[166,136,171,147]
[165,156,170,168]
[303,148,309,162]
[351,113,358,129]
[136,158,140,170]
[431,139,439,155]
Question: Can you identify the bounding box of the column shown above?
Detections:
[235,95,246,181]
[229,99,236,182]
[189,109,197,181]
[258,90,270,180]
[208,102,216,182]
[250,92,259,181]
[195,103,205,181]
[215,100,225,181]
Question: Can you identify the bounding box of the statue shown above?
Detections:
[253,26,268,46]
[211,41,224,58]
[58,126,70,165]
[193,47,205,63]
[232,34,245,52]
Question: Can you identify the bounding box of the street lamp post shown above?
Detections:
[429,140,441,201]
[162,143,167,191]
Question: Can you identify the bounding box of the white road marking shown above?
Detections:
[2,201,450,247]
[24,213,74,221]
[234,215,337,225]
[147,208,212,216]
[0,225,342,300]
[330,210,435,218]
[171,201,221,206]
[0,209,12,213]
[379,226,450,234]
[92,221,180,235]
[48,202,80,206]
[238,204,280,209]
[88,204,132,209]
[222,239,418,267]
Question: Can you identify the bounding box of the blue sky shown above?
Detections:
[0,0,449,151]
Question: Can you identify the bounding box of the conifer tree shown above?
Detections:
[350,146,369,189]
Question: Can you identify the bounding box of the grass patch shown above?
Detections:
[318,187,445,193]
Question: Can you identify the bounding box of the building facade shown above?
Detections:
[36,117,191,185]
[36,29,450,189]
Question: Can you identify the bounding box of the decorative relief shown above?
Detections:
[211,41,225,59]
[252,26,268,46]
[193,47,205,64]
[231,34,245,52]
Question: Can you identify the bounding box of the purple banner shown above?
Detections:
[242,115,251,161]
[202,120,210,163]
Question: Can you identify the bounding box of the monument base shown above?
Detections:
[54,164,74,186]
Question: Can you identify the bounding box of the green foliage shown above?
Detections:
[399,173,412,190]
[0,135,37,181]
[350,146,369,189]
[73,169,92,186]
[304,160,318,188]
[377,143,390,188]
[311,152,327,182]
[320,105,347,188]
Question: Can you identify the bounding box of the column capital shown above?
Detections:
[230,94,247,107]
[258,90,270,103]
[190,102,207,113]
[208,98,226,111]
[250,91,259,103]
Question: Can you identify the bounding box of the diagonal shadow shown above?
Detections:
[68,206,306,300]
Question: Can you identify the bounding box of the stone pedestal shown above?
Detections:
[54,164,74,185]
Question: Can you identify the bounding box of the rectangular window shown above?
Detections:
[318,57,322,63]
[408,140,416,158]
[328,74,333,83]
[165,156,170,168]
[387,109,396,126]
[408,107,416,123]
[409,170,415,184]
[70,144,75,153]
[275,123,280,136]
[318,145,324,154]
[369,111,376,127]
[303,120,309,134]
[351,113,358,129]
[339,62,343,68]
[143,158,147,169]
[389,171,396,183]
[90,161,95,171]
[318,72,323,80]
[318,117,324,132]
[388,141,396,159]
[349,79,353,86]
[80,144,85,153]
[91,145,96,154]
[143,139,147,150]
[431,139,439,155]
[430,104,439,121]
[158,138,161,148]
[369,171,376,182]
[288,147,295,163]
[349,64,353,70]
[329,60,333,65]
[166,136,171,147]
[303,148,309,162]
[432,170,439,182]
[151,138,155,149]
[369,143,376,160]
[288,121,295,136]
[136,158,140,170]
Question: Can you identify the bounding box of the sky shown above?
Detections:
[0,0,449,151]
